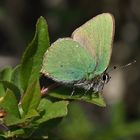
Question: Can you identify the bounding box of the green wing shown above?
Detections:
[72,13,115,75]
[41,38,96,83]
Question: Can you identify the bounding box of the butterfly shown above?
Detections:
[41,13,115,95]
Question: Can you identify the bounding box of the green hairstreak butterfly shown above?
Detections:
[41,13,115,94]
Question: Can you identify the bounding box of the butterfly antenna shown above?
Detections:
[108,60,136,73]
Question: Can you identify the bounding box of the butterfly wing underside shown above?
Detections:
[41,38,96,83]
[72,13,115,75]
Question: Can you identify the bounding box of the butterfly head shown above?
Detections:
[94,60,136,93]
[90,72,111,93]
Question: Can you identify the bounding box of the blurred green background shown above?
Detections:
[0,0,140,139]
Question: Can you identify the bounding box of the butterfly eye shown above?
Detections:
[102,73,110,83]
[102,74,106,81]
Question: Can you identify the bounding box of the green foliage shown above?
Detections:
[0,17,68,139]
[0,67,12,81]
[0,89,21,126]
[37,99,69,124]
[11,65,22,92]
[20,16,50,91]
[57,102,93,140]
[57,102,140,140]
[0,16,113,139]
[0,67,13,98]
[21,80,41,115]
[49,87,106,107]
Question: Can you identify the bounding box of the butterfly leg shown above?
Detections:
[80,84,92,97]
[71,87,75,97]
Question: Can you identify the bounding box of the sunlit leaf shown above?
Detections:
[20,16,50,91]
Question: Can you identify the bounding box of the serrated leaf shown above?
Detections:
[20,16,50,91]
[21,80,41,115]
[48,87,106,107]
[37,99,69,124]
[0,67,12,81]
[0,89,21,126]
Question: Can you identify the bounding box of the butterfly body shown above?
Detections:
[73,72,110,93]
[41,13,115,94]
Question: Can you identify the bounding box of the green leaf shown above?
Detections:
[0,67,21,99]
[4,109,40,127]
[0,83,5,97]
[8,109,40,126]
[48,87,106,107]
[23,109,40,120]
[0,81,21,102]
[4,129,25,138]
[21,80,41,115]
[0,67,12,81]
[11,65,22,92]
[20,16,50,91]
[0,89,21,126]
[37,99,69,124]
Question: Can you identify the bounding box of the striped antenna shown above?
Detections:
[108,60,136,73]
